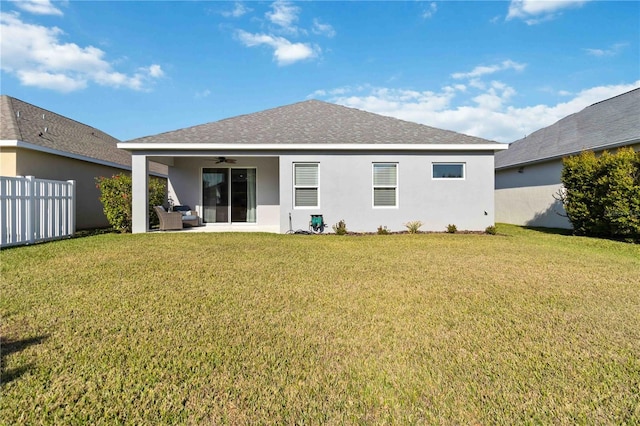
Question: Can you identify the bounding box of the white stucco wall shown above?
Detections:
[280,151,497,233]
[495,160,571,229]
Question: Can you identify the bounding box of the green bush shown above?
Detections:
[377,225,390,235]
[96,174,166,233]
[485,225,497,235]
[446,224,457,234]
[332,220,348,235]
[561,148,639,240]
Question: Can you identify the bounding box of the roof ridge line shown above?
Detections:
[588,87,640,108]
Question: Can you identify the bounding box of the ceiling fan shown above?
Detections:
[214,157,237,164]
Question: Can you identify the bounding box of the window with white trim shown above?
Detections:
[293,163,319,208]
[433,163,465,179]
[373,163,398,207]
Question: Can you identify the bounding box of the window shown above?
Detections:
[373,163,397,207]
[433,163,465,179]
[294,163,319,208]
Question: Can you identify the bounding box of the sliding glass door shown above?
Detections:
[203,168,256,223]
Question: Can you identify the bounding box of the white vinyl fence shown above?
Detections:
[1,176,76,248]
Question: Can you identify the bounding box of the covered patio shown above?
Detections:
[131,153,282,234]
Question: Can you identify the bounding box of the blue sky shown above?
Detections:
[1,0,638,142]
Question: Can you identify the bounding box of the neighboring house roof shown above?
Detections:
[0,95,166,175]
[495,88,640,170]
[123,100,503,149]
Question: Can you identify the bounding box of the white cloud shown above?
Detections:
[312,19,335,38]
[452,60,526,80]
[17,70,86,92]
[472,81,516,110]
[507,0,591,25]
[221,2,252,18]
[232,1,332,66]
[422,2,438,19]
[9,0,64,16]
[195,89,212,99]
[236,30,318,66]
[146,64,164,78]
[0,12,164,92]
[266,0,300,33]
[308,86,358,98]
[311,81,640,143]
[585,42,628,57]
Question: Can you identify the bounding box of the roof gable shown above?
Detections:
[496,88,640,169]
[125,99,499,146]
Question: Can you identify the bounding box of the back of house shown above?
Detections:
[119,100,507,234]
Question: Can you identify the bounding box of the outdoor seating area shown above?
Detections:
[154,205,200,230]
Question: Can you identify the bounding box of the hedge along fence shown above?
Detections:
[96,174,166,233]
[560,147,640,241]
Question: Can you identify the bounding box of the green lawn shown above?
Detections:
[1,225,639,424]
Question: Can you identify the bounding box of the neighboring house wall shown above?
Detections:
[0,147,17,175]
[280,151,496,233]
[5,147,127,229]
[495,160,571,229]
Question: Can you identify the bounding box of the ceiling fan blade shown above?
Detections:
[213,157,236,164]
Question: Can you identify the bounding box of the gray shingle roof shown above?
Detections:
[495,88,640,169]
[125,99,499,146]
[1,95,165,175]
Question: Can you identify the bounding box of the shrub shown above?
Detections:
[560,148,639,240]
[404,220,422,234]
[485,225,497,235]
[560,151,603,235]
[332,220,348,235]
[446,224,457,234]
[96,174,166,233]
[377,225,390,235]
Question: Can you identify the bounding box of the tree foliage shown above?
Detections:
[560,148,640,241]
[96,173,166,233]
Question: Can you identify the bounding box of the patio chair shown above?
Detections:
[154,206,183,231]
[173,205,200,227]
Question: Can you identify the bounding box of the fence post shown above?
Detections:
[68,180,76,236]
[26,176,35,245]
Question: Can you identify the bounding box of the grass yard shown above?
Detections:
[1,225,639,424]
